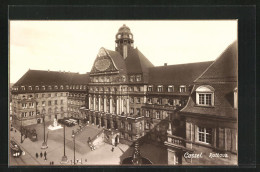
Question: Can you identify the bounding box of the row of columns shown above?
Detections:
[87,114,119,130]
[89,95,129,115]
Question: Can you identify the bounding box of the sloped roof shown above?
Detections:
[148,61,213,84]
[125,48,154,74]
[13,70,90,86]
[180,41,238,120]
[195,41,238,83]
[106,49,127,74]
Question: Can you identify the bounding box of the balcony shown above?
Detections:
[164,134,186,149]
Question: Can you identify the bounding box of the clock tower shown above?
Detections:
[115,24,134,59]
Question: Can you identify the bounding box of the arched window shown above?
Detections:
[196,85,215,106]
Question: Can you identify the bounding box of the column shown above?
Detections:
[89,96,91,110]
[110,97,113,114]
[98,96,101,111]
[116,97,119,115]
[126,98,130,114]
[93,96,96,111]
[89,114,92,124]
[104,96,107,113]
[121,97,124,114]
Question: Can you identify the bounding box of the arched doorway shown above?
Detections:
[37,118,41,124]
[96,117,99,125]
[101,117,105,127]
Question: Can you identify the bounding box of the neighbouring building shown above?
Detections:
[164,41,238,165]
[11,70,89,126]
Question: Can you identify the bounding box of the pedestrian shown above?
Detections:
[36,153,38,158]
[111,146,114,152]
[52,161,54,165]
[44,151,47,158]
[15,130,16,132]
[40,152,43,158]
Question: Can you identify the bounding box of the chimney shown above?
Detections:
[48,69,50,72]
[164,63,167,66]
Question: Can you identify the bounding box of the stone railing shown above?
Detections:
[166,134,185,148]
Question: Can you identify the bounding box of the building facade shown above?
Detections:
[11,70,89,126]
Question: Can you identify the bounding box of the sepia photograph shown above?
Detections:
[9,20,238,166]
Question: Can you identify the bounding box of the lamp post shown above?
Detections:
[20,114,23,143]
[72,130,76,165]
[61,123,68,164]
[41,111,48,149]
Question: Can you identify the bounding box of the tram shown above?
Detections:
[10,140,22,157]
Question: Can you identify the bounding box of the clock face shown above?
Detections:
[94,59,111,71]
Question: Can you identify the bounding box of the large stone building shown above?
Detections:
[11,24,237,165]
[11,70,89,126]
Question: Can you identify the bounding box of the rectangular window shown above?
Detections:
[147,98,152,104]
[156,111,160,119]
[168,86,174,92]
[136,75,141,82]
[35,86,39,90]
[147,86,153,92]
[137,108,140,116]
[157,98,162,105]
[137,97,141,103]
[146,110,150,117]
[157,86,163,92]
[168,99,173,106]
[198,94,212,106]
[130,76,134,82]
[61,100,63,105]
[130,108,134,114]
[42,94,45,98]
[198,127,212,144]
[128,123,132,131]
[42,101,45,106]
[55,100,58,105]
[180,85,186,92]
[145,122,150,129]
[130,97,134,103]
[48,101,51,106]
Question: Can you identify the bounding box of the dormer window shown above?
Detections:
[122,75,126,82]
[196,85,215,106]
[157,85,163,92]
[234,87,238,109]
[130,76,134,82]
[35,86,39,90]
[80,85,82,89]
[48,86,52,90]
[60,85,64,90]
[54,85,58,89]
[147,85,153,92]
[66,85,69,89]
[168,85,174,92]
[21,86,25,91]
[28,86,32,90]
[179,85,186,92]
[83,85,86,90]
[136,75,141,82]
[76,85,79,89]
[42,86,45,90]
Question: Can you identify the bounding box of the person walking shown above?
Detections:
[44,151,47,160]
[36,153,38,158]
[40,152,43,158]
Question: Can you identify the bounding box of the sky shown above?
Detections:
[10,20,237,83]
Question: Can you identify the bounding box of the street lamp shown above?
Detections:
[20,113,23,143]
[41,111,48,149]
[61,123,68,164]
[72,130,76,165]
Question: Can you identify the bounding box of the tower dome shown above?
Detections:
[115,24,134,59]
